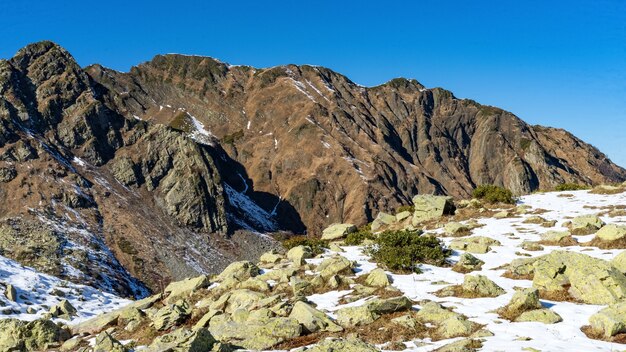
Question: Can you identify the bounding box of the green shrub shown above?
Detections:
[472,185,515,204]
[282,236,329,255]
[344,225,375,245]
[555,183,589,191]
[368,230,450,273]
[396,205,415,213]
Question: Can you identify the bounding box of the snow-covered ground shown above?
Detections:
[307,189,626,351]
[0,254,130,324]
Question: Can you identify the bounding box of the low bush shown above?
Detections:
[282,236,329,255]
[368,230,450,273]
[344,225,376,245]
[555,183,589,191]
[472,185,515,204]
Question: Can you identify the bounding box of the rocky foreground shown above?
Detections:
[2,183,626,351]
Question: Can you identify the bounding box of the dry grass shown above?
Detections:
[589,186,626,195]
[501,271,534,281]
[538,236,579,247]
[581,325,626,344]
[538,287,581,303]
[584,237,626,249]
[557,193,575,198]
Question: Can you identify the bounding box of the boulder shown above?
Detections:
[532,251,626,304]
[209,316,301,350]
[71,294,161,334]
[452,253,484,273]
[290,276,312,297]
[49,299,77,319]
[396,211,412,221]
[444,222,471,236]
[520,241,543,251]
[391,314,420,329]
[316,256,354,278]
[568,215,605,235]
[4,284,17,302]
[415,301,459,324]
[305,338,379,352]
[287,245,314,266]
[612,251,626,273]
[216,261,260,281]
[164,275,210,303]
[151,300,191,330]
[596,224,626,241]
[336,296,412,327]
[0,319,69,351]
[540,230,572,243]
[321,223,357,240]
[514,309,562,324]
[436,316,478,339]
[259,250,284,264]
[146,327,217,352]
[461,275,505,297]
[364,268,391,287]
[507,257,539,277]
[588,301,626,337]
[371,212,397,232]
[501,288,542,317]
[222,289,267,313]
[412,195,456,225]
[434,338,483,352]
[449,236,501,254]
[289,301,343,333]
[93,331,127,352]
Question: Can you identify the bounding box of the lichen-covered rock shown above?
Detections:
[209,315,301,350]
[287,245,313,266]
[364,268,391,287]
[434,338,483,352]
[151,300,191,330]
[4,284,17,302]
[146,327,217,352]
[461,275,505,297]
[371,212,397,232]
[304,338,380,352]
[501,288,542,318]
[532,251,626,304]
[567,215,605,235]
[514,309,562,324]
[336,296,412,327]
[520,241,544,251]
[449,236,501,254]
[452,253,484,273]
[412,195,456,225]
[444,222,471,236]
[540,230,572,243]
[588,301,626,338]
[321,223,357,240]
[436,315,479,339]
[216,261,260,281]
[316,255,354,278]
[396,211,412,221]
[611,251,626,273]
[0,318,69,351]
[94,331,128,352]
[164,275,210,303]
[259,250,284,264]
[595,224,626,241]
[415,301,459,323]
[289,301,343,333]
[49,299,77,319]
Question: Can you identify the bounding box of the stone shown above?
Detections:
[434,338,483,352]
[260,250,284,264]
[494,211,511,219]
[449,236,501,254]
[371,212,397,232]
[415,301,459,323]
[520,241,543,251]
[532,251,626,304]
[396,211,412,221]
[316,255,354,278]
[336,296,412,327]
[305,338,380,352]
[0,318,70,351]
[540,230,572,243]
[289,301,343,333]
[461,275,505,297]
[391,314,420,329]
[4,284,17,302]
[436,315,478,339]
[596,224,626,241]
[514,309,562,324]
[209,316,301,350]
[216,261,260,281]
[94,331,127,352]
[321,223,357,240]
[223,289,267,313]
[146,327,217,352]
[49,299,77,319]
[452,253,484,273]
[444,222,471,236]
[412,195,456,225]
[194,309,220,329]
[568,215,605,235]
[164,275,210,303]
[588,301,626,337]
[290,276,312,297]
[611,251,626,273]
[364,268,391,287]
[60,337,83,351]
[287,245,314,265]
[507,257,539,277]
[151,300,191,330]
[502,288,542,317]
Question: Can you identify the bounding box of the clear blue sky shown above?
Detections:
[2,0,625,166]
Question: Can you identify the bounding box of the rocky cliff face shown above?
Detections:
[0,41,624,295]
[88,54,626,234]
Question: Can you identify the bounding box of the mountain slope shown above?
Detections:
[88,54,626,234]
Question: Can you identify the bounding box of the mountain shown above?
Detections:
[0,41,624,295]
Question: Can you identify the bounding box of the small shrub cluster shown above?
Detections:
[368,230,450,273]
[282,236,329,255]
[344,225,375,245]
[472,185,515,204]
[396,205,415,213]
[555,183,589,191]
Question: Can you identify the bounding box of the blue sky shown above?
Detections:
[2,0,625,166]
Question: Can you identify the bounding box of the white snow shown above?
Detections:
[224,183,278,232]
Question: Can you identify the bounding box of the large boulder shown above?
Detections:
[415,301,459,324]
[514,309,562,324]
[0,319,69,351]
[321,223,357,240]
[287,245,314,266]
[316,256,354,278]
[289,301,343,333]
[336,296,412,327]
[461,275,505,297]
[532,251,626,304]
[449,236,501,254]
[48,299,77,319]
[588,302,626,338]
[305,338,379,352]
[216,261,260,281]
[412,195,456,225]
[151,300,191,330]
[146,328,217,352]
[93,331,127,352]
[371,212,397,232]
[500,288,542,317]
[209,315,301,350]
[596,224,626,241]
[444,222,470,237]
[540,230,572,243]
[452,253,484,273]
[436,315,479,339]
[612,251,626,273]
[364,268,391,287]
[567,215,605,235]
[164,275,211,303]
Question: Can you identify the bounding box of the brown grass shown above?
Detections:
[589,186,626,195]
[538,236,579,247]
[537,287,581,303]
[584,237,626,249]
[557,193,574,198]
[501,271,534,281]
[581,325,626,344]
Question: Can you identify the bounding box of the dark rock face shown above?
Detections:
[0,41,624,295]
